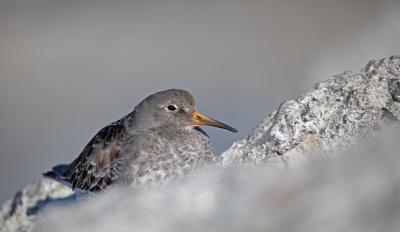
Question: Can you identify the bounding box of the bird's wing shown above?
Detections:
[64,120,129,192]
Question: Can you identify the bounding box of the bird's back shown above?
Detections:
[43,113,133,193]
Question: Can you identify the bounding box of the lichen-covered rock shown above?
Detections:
[0,179,73,232]
[217,56,400,168]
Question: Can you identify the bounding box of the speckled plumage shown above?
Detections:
[120,126,213,189]
[43,89,236,197]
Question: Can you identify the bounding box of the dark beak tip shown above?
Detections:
[218,124,237,133]
[231,128,238,133]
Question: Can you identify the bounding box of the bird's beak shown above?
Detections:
[192,111,237,133]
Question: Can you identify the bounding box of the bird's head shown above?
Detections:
[133,89,237,133]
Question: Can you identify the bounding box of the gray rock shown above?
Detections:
[217,56,400,168]
[0,179,73,232]
[36,128,400,232]
[0,56,399,232]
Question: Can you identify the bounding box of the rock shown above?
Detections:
[0,56,399,232]
[0,179,73,232]
[217,56,400,168]
[36,128,400,232]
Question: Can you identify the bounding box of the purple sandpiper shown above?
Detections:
[43,89,237,196]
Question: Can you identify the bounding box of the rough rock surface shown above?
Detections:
[36,128,400,232]
[217,56,400,168]
[0,56,399,232]
[0,180,73,232]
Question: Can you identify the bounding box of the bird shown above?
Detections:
[43,89,237,197]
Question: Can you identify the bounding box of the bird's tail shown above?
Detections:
[42,164,73,188]
[42,170,58,181]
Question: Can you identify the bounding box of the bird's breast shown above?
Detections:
[122,128,213,189]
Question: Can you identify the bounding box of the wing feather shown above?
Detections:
[62,119,129,192]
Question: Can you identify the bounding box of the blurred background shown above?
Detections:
[0,0,399,204]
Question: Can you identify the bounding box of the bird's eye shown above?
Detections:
[167,105,177,111]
